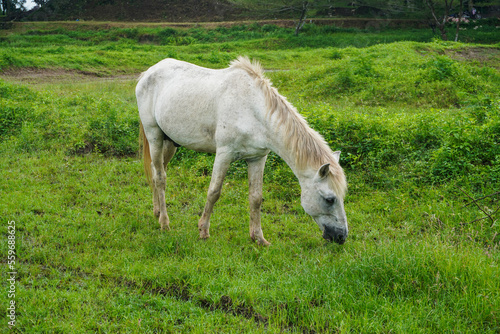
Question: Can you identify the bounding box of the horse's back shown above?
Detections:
[137,59,269,156]
[137,59,224,105]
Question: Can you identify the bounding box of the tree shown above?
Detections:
[454,0,463,42]
[424,0,455,40]
[295,1,309,35]
[230,0,432,34]
[1,0,26,18]
[2,0,16,15]
[229,0,336,35]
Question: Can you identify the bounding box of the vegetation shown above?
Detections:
[1,22,499,332]
[4,0,499,22]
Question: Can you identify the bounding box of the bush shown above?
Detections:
[0,81,36,138]
[301,98,500,186]
[283,43,499,108]
[85,107,138,156]
[422,55,457,81]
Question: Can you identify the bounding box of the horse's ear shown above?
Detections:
[318,163,330,179]
[332,151,341,163]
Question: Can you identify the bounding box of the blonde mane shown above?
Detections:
[230,56,347,198]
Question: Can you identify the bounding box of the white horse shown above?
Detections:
[136,57,348,245]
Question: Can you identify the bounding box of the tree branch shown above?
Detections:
[464,191,500,207]
[458,187,497,227]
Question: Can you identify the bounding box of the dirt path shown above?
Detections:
[0,68,139,84]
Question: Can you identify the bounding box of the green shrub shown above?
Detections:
[0,105,33,138]
[303,100,499,185]
[0,51,27,70]
[0,81,36,138]
[85,108,138,156]
[423,55,457,81]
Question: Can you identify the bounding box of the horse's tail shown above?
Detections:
[139,120,152,187]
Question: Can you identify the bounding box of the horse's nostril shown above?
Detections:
[322,225,347,244]
[334,234,346,245]
[322,230,334,242]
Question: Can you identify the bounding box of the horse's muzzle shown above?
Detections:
[322,226,347,245]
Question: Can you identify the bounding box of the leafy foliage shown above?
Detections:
[0,81,35,137]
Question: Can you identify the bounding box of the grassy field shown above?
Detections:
[1,22,499,332]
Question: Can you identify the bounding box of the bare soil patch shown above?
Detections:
[445,47,500,69]
[0,67,138,84]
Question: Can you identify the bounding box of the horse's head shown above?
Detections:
[300,158,348,245]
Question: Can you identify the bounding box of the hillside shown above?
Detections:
[28,0,241,22]
[21,0,500,23]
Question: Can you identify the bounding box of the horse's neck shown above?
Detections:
[265,122,314,184]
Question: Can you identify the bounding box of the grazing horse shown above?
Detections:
[136,57,348,245]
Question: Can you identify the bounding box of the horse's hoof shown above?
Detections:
[256,238,270,246]
[199,230,210,239]
[159,215,170,231]
[250,231,270,246]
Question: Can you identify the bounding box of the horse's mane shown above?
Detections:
[229,56,347,198]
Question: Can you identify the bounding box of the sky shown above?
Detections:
[24,0,36,10]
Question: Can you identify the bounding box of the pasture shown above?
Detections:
[1,22,499,332]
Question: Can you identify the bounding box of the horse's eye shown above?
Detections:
[325,197,336,205]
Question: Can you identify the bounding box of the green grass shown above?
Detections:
[1,151,499,332]
[1,22,499,332]
[1,22,499,74]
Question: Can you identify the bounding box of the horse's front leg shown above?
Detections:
[247,156,270,246]
[198,152,232,239]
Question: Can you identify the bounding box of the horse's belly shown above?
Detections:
[162,124,217,153]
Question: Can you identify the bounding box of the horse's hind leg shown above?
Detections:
[248,156,270,246]
[153,139,177,219]
[150,134,176,230]
[163,139,177,170]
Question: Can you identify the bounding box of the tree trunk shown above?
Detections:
[455,0,463,42]
[425,0,454,41]
[2,0,14,16]
[295,1,309,36]
[439,24,448,41]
